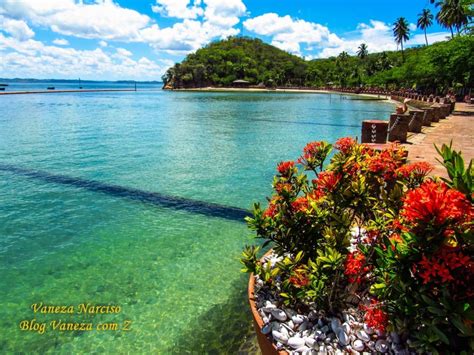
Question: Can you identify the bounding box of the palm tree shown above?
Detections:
[417,9,434,45]
[357,43,368,59]
[393,17,410,62]
[431,0,472,37]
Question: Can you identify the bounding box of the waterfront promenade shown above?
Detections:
[406,102,473,178]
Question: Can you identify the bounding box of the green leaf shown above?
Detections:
[431,325,449,345]
[427,306,445,316]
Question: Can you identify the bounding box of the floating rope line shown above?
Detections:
[0,164,251,223]
[252,118,361,128]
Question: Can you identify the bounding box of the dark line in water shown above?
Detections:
[252,118,360,128]
[0,164,251,223]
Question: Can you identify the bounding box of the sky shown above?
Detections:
[0,0,451,81]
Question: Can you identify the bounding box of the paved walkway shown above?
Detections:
[405,102,473,178]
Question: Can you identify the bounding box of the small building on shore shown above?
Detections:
[232,79,250,88]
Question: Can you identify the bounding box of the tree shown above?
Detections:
[357,43,369,59]
[393,17,410,62]
[431,0,472,37]
[417,9,434,45]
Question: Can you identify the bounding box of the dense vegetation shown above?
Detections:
[163,35,473,94]
[162,37,307,88]
[163,0,472,94]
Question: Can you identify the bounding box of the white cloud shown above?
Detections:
[0,0,246,56]
[152,0,203,19]
[0,33,168,80]
[409,23,417,31]
[0,0,150,41]
[52,38,69,45]
[141,0,245,54]
[0,16,35,40]
[203,0,246,28]
[99,40,108,47]
[116,47,132,57]
[244,13,342,55]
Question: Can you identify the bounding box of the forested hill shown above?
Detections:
[162,36,474,93]
[162,37,306,88]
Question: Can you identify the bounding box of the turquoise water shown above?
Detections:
[0,90,394,353]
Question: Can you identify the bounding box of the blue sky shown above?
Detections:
[0,0,450,80]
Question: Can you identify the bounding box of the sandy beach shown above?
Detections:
[172,86,391,101]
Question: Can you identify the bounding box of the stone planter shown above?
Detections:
[248,272,288,355]
[408,109,424,133]
[388,113,410,143]
[361,120,388,143]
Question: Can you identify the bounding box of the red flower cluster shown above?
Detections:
[275,182,293,194]
[291,196,309,212]
[344,251,370,283]
[417,246,473,287]
[277,161,295,177]
[361,299,388,332]
[263,200,278,218]
[396,161,433,179]
[401,181,473,228]
[335,137,356,154]
[297,141,328,168]
[342,160,361,176]
[314,171,342,193]
[289,268,310,288]
[367,146,405,180]
[302,141,323,156]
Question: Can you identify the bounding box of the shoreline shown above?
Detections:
[172,87,391,101]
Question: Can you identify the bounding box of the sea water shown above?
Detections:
[0,89,394,353]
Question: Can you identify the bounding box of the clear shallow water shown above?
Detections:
[0,89,394,353]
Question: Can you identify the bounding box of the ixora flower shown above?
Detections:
[277,160,295,177]
[417,246,473,288]
[314,171,342,193]
[366,144,406,180]
[242,139,474,353]
[401,180,473,228]
[291,196,309,212]
[360,299,388,332]
[334,137,357,155]
[297,141,332,170]
[396,161,433,179]
[344,250,370,283]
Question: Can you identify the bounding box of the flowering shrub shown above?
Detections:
[242,139,473,353]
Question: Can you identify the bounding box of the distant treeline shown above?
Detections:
[162,36,473,94]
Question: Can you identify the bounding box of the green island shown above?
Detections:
[163,35,473,93]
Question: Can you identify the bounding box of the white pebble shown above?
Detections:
[337,330,350,346]
[375,339,389,353]
[353,339,365,351]
[271,309,288,322]
[296,345,311,353]
[363,323,374,334]
[304,336,318,349]
[288,336,305,349]
[341,322,351,334]
[272,329,288,344]
[292,314,305,324]
[331,318,342,333]
[356,330,370,342]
